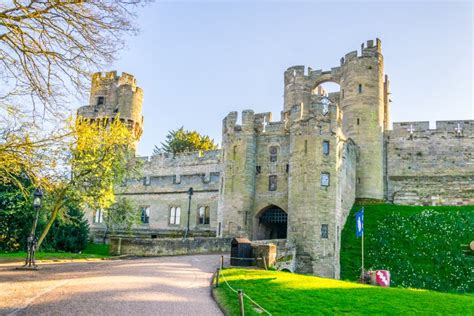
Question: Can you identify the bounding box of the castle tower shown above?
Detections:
[217,110,257,238]
[338,39,386,200]
[77,71,144,148]
[282,39,388,200]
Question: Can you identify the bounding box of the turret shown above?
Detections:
[218,110,258,238]
[338,39,385,200]
[77,71,144,148]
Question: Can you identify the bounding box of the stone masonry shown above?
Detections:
[79,39,474,279]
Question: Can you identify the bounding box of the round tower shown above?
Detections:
[339,39,385,200]
[78,71,144,148]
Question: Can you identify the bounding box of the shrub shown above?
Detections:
[45,205,89,253]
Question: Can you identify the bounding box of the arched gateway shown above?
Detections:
[254,205,287,240]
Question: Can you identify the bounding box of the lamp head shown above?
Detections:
[188,187,193,196]
[33,188,43,209]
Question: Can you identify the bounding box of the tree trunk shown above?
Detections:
[36,191,66,249]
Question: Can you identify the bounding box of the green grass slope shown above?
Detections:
[214,268,474,315]
[341,204,474,292]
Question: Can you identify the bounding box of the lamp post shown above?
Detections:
[184,187,193,238]
[21,188,43,270]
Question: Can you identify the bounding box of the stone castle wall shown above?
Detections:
[386,120,474,205]
[90,150,222,234]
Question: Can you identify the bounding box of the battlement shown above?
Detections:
[391,120,474,134]
[92,71,137,86]
[223,110,287,135]
[138,149,222,167]
[340,38,382,65]
[284,65,342,82]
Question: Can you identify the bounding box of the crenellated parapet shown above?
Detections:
[222,110,287,136]
[390,120,474,136]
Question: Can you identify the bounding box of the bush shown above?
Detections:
[0,180,89,253]
[45,205,89,253]
[0,180,36,251]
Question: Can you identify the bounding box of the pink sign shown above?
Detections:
[375,270,390,287]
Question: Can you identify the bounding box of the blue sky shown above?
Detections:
[109,1,473,156]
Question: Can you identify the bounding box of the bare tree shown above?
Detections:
[0,0,145,122]
[0,0,149,187]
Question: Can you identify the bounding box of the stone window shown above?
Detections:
[323,141,330,155]
[93,209,103,224]
[304,140,308,155]
[358,84,362,93]
[269,146,278,162]
[256,165,261,174]
[169,206,181,225]
[97,96,105,106]
[269,175,277,191]
[320,172,330,187]
[143,176,151,186]
[198,206,210,225]
[321,224,329,239]
[357,177,361,185]
[286,164,289,173]
[141,206,150,224]
[341,89,344,99]
[357,118,360,125]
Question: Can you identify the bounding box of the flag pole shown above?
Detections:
[361,227,364,280]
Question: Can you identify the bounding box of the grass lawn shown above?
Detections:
[214,268,474,315]
[0,243,110,260]
[341,204,474,292]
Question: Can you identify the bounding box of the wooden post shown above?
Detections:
[263,256,267,270]
[215,268,220,288]
[221,255,224,269]
[238,289,245,316]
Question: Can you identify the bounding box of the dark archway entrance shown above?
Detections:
[255,206,287,240]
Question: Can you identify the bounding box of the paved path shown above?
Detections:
[0,255,223,316]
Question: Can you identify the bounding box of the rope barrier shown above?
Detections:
[243,292,272,316]
[218,268,272,315]
[219,268,238,294]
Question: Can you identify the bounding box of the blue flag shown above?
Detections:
[356,208,364,238]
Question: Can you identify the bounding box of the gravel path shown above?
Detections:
[0,255,224,316]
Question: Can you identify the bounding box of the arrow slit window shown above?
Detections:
[321,224,329,239]
[323,141,330,155]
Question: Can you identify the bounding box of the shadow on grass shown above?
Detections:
[215,272,474,315]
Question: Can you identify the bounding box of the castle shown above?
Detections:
[78,39,474,278]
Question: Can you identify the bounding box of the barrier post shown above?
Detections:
[221,255,224,269]
[215,268,220,288]
[238,289,245,316]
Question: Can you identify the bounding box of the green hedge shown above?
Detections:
[341,204,474,293]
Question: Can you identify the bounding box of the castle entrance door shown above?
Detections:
[255,206,287,240]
